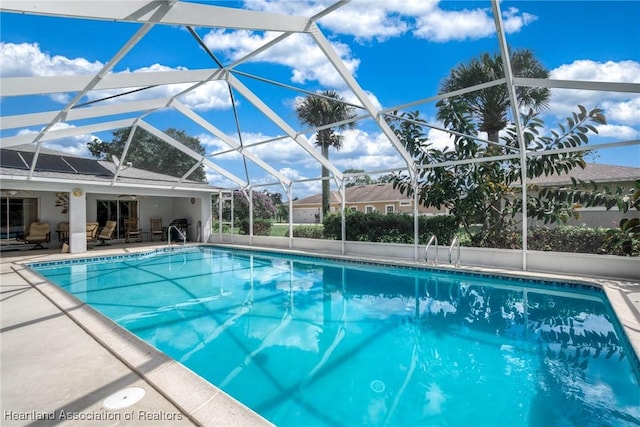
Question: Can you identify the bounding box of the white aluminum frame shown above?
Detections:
[1,0,639,267]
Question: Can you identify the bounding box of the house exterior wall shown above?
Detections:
[525,178,638,229]
[2,190,209,250]
[526,207,629,229]
[293,200,446,224]
[292,207,321,224]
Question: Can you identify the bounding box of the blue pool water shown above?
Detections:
[31,246,640,426]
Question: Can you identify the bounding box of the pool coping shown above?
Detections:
[7,242,640,424]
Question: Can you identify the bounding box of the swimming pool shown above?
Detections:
[30,246,640,426]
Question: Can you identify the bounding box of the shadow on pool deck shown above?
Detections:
[0,242,272,427]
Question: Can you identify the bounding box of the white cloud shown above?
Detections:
[17,123,96,157]
[426,127,455,151]
[319,2,413,42]
[0,42,103,77]
[205,170,239,188]
[331,129,407,172]
[601,99,640,125]
[0,43,232,111]
[204,0,536,97]
[414,6,535,42]
[549,60,640,127]
[242,1,535,43]
[203,30,359,88]
[280,167,322,198]
[593,124,640,140]
[414,8,494,42]
[551,60,640,83]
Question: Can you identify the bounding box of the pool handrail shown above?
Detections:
[167,225,186,246]
[425,234,438,265]
[449,235,460,267]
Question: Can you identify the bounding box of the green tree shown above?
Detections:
[437,49,550,146]
[264,190,288,222]
[88,127,207,181]
[436,49,551,236]
[343,169,374,187]
[225,190,277,221]
[389,106,606,247]
[295,90,357,218]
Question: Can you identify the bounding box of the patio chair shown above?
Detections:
[86,222,100,243]
[56,221,69,247]
[150,217,164,241]
[124,218,142,243]
[25,221,51,249]
[96,221,117,246]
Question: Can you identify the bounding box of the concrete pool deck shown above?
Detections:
[1,242,639,426]
[1,242,272,427]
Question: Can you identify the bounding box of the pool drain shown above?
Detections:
[370,380,385,393]
[103,387,146,410]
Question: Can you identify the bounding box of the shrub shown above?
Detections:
[226,190,277,221]
[285,225,324,238]
[527,226,638,256]
[528,226,605,253]
[418,215,459,245]
[323,212,459,244]
[238,219,272,236]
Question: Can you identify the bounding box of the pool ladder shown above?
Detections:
[448,236,460,267]
[425,235,438,265]
[167,225,186,246]
[425,234,461,267]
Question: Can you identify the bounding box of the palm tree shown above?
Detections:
[435,48,551,242]
[296,90,356,219]
[437,48,550,149]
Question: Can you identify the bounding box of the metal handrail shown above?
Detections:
[425,234,438,265]
[167,225,186,246]
[449,235,460,267]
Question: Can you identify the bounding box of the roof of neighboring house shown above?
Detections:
[1,145,216,190]
[528,163,640,186]
[293,183,410,206]
[292,163,640,206]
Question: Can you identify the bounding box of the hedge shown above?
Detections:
[527,226,638,256]
[286,225,324,239]
[322,212,459,245]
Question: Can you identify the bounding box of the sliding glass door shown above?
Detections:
[96,199,138,239]
[1,197,38,242]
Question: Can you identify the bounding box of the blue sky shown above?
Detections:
[1,1,639,198]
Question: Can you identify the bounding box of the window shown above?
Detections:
[399,201,411,207]
[385,205,395,214]
[365,205,375,214]
[1,196,38,240]
[349,206,358,212]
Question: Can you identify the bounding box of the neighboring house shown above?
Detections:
[292,182,447,223]
[292,164,640,227]
[1,145,217,251]
[527,163,640,228]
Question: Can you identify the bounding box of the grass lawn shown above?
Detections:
[212,223,302,237]
[270,224,290,237]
